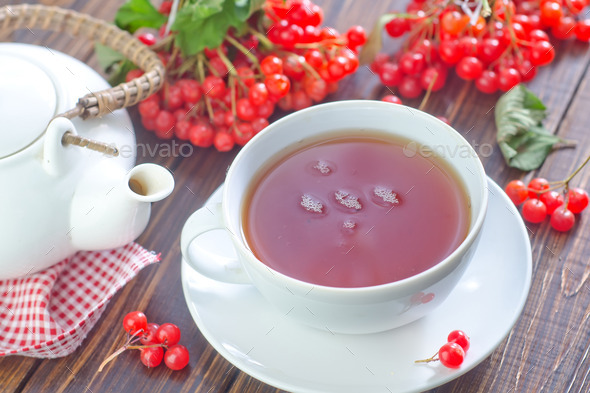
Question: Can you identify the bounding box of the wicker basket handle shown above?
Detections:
[0,4,165,120]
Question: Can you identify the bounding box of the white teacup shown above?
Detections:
[181,100,488,334]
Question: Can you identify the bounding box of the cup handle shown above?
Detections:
[180,203,251,284]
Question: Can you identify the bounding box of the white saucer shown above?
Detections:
[181,178,532,393]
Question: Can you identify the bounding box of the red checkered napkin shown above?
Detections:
[0,243,159,358]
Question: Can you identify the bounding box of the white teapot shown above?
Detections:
[0,5,173,280]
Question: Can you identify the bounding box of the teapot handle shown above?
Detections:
[0,4,165,121]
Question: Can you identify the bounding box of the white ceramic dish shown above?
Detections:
[181,178,532,393]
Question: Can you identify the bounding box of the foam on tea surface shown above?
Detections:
[243,134,470,288]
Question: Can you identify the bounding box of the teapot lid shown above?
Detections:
[0,53,58,159]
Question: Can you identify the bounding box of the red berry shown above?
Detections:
[202,76,226,99]
[567,188,589,213]
[155,323,181,346]
[399,51,426,76]
[236,98,257,121]
[189,122,215,148]
[252,117,269,134]
[261,55,283,76]
[381,94,403,105]
[140,323,160,345]
[440,10,469,35]
[575,20,590,42]
[522,198,547,223]
[164,344,190,370]
[456,56,483,80]
[505,180,529,205]
[237,67,256,87]
[475,70,498,94]
[540,1,563,28]
[438,342,465,368]
[346,25,367,47]
[530,41,555,66]
[304,49,324,69]
[528,178,550,198]
[248,83,269,106]
[550,207,575,231]
[178,79,202,104]
[125,69,144,83]
[264,74,291,98]
[398,75,422,98]
[138,100,160,119]
[385,15,409,38]
[448,330,470,352]
[159,0,172,15]
[379,62,403,87]
[140,346,164,368]
[214,132,235,152]
[552,16,576,40]
[420,67,446,92]
[497,67,521,92]
[540,191,564,214]
[122,311,148,336]
[233,122,256,146]
[154,110,175,136]
[137,32,156,46]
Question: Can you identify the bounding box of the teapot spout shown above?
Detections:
[127,163,175,203]
[70,162,174,251]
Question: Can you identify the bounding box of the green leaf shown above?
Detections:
[495,84,569,171]
[94,43,126,71]
[172,0,259,56]
[114,0,167,33]
[234,0,266,21]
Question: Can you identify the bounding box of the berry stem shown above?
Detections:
[418,72,438,111]
[216,47,238,77]
[248,26,274,50]
[98,345,128,372]
[298,55,322,80]
[225,35,262,70]
[563,154,590,185]
[415,350,440,364]
[196,53,215,122]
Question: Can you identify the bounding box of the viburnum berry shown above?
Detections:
[155,323,181,346]
[522,199,548,223]
[528,178,550,198]
[140,323,160,345]
[140,346,164,368]
[164,345,190,371]
[504,180,529,206]
[575,20,590,42]
[540,191,564,215]
[448,330,470,352]
[214,131,235,152]
[100,311,190,372]
[122,311,148,336]
[415,330,469,368]
[567,188,589,213]
[381,94,403,105]
[346,25,367,47]
[438,342,465,368]
[550,207,576,231]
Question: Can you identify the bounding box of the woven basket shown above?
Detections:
[0,4,165,124]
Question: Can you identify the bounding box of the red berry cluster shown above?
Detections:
[99,311,190,372]
[416,330,471,368]
[370,0,590,98]
[129,0,365,152]
[505,177,589,231]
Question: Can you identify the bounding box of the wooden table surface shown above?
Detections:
[2,0,590,392]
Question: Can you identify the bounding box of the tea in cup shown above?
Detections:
[181,100,488,334]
